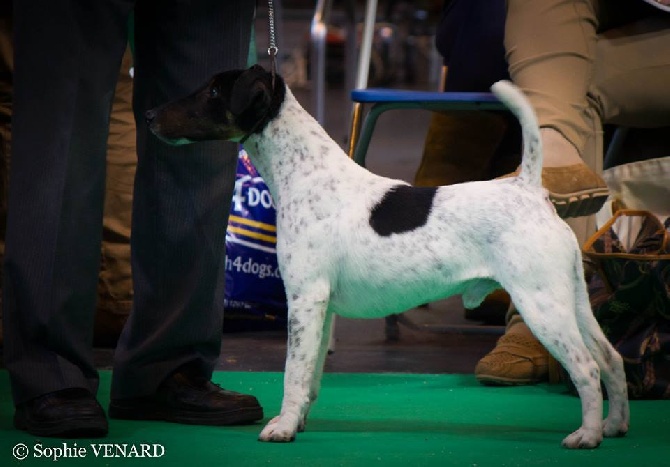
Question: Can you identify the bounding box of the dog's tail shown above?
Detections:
[490,81,542,187]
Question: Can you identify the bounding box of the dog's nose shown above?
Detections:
[145,109,157,124]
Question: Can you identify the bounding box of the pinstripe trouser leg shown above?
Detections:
[111,0,255,399]
[3,0,254,404]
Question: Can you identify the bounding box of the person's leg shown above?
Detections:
[414,111,512,187]
[111,0,254,399]
[4,0,130,403]
[416,0,514,187]
[506,0,597,159]
[589,14,670,130]
[4,0,131,436]
[505,0,669,197]
[479,0,603,385]
[479,0,670,386]
[96,47,136,347]
[504,0,608,218]
[0,1,11,347]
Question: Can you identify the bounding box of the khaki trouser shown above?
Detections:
[0,7,135,346]
[505,0,670,241]
[95,49,136,346]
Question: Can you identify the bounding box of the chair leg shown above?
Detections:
[327,315,337,353]
[385,315,400,341]
[347,102,365,160]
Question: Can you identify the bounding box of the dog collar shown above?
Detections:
[239,112,270,145]
[239,81,276,145]
[239,64,279,145]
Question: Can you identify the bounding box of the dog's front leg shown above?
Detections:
[259,281,330,442]
[302,311,335,428]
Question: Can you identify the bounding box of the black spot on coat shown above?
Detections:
[369,185,437,236]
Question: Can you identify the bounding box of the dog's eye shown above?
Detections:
[209,87,219,98]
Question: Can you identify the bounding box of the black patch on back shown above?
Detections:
[369,185,438,236]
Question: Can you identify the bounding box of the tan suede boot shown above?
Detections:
[414,110,511,187]
[463,289,510,326]
[475,313,562,386]
[501,163,608,218]
[499,127,608,218]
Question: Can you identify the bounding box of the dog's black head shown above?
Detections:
[147,64,285,145]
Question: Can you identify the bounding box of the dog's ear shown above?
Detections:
[230,65,272,119]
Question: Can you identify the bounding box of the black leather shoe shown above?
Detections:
[14,388,108,438]
[109,369,264,426]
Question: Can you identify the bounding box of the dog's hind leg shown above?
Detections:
[573,274,629,438]
[511,290,604,448]
[259,280,331,442]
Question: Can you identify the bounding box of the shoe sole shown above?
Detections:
[549,188,608,219]
[108,404,264,426]
[475,375,542,386]
[14,413,108,438]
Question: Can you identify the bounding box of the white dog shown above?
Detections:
[147,65,629,449]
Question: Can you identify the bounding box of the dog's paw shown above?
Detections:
[258,415,298,443]
[603,400,630,438]
[561,427,603,449]
[603,418,629,438]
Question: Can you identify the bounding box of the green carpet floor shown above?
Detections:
[0,370,667,466]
